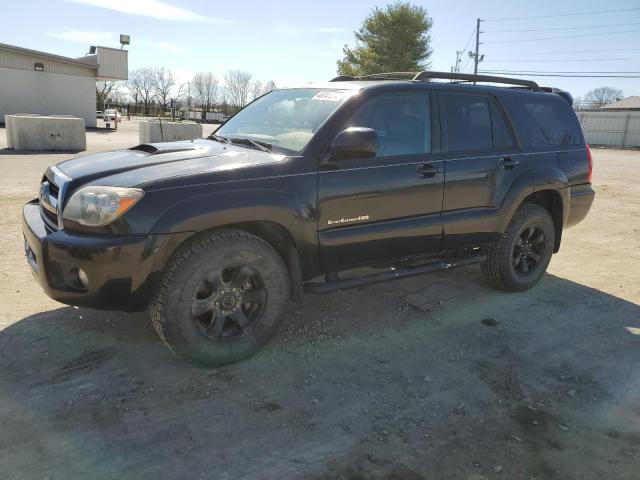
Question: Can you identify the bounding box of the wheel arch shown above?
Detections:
[162,221,305,303]
[520,189,566,252]
[225,221,304,302]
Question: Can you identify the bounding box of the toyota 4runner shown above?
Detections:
[23,72,595,365]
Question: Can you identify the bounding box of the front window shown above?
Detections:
[214,88,354,154]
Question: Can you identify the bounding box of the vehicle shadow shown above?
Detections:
[85,127,118,135]
[1,269,639,480]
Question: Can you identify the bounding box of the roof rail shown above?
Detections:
[330,70,540,91]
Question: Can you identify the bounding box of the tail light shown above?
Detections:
[585,144,593,183]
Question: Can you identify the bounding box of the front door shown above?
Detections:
[317,91,444,272]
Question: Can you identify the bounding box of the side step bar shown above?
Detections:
[303,255,486,294]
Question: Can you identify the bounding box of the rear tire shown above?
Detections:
[150,229,290,366]
[482,203,555,292]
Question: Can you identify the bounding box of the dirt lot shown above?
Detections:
[0,121,639,479]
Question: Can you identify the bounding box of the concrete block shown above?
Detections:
[6,114,86,151]
[139,120,203,144]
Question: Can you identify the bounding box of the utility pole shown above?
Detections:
[468,18,484,83]
[452,50,463,74]
[474,18,481,76]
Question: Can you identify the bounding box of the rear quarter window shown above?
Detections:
[517,95,583,147]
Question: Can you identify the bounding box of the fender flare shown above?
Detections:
[496,170,534,233]
[497,166,569,251]
[149,187,320,279]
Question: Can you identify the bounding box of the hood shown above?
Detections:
[56,139,290,191]
[58,140,219,183]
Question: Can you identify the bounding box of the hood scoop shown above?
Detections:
[130,143,201,155]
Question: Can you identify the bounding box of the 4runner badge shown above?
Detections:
[327,215,370,226]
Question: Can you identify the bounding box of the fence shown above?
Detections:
[576,111,640,148]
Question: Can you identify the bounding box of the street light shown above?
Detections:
[120,34,130,50]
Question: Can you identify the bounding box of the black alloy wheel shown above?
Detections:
[512,225,546,276]
[191,265,267,341]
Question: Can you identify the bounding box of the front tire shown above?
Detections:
[150,229,290,366]
[482,203,555,292]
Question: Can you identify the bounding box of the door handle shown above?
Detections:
[416,163,442,178]
[499,157,520,170]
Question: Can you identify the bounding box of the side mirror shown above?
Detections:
[330,127,378,160]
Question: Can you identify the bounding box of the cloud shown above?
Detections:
[149,41,183,53]
[313,27,347,34]
[47,28,184,53]
[273,25,347,36]
[46,28,117,45]
[64,0,227,23]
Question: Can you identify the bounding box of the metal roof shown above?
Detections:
[603,96,640,110]
[0,42,98,70]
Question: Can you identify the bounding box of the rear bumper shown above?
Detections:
[22,200,189,311]
[566,183,595,228]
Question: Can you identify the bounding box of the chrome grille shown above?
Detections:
[39,175,60,232]
[38,166,71,233]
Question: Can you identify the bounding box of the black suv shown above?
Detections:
[23,72,594,365]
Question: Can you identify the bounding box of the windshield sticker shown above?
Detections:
[312,90,351,101]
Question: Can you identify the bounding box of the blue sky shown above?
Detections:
[1,0,639,98]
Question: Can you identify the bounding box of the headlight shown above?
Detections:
[63,186,144,226]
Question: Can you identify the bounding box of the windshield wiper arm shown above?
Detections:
[209,134,230,144]
[228,136,272,153]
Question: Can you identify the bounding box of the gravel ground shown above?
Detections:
[0,121,639,480]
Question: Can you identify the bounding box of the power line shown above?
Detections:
[485,58,640,63]
[460,55,473,72]
[460,27,476,55]
[484,29,640,44]
[484,48,640,56]
[453,26,476,73]
[482,70,640,74]
[479,70,640,78]
[485,7,640,22]
[485,21,640,33]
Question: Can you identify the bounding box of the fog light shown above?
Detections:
[77,268,89,288]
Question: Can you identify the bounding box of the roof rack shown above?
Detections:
[330,70,540,91]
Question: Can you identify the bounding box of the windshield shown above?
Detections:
[214,88,354,154]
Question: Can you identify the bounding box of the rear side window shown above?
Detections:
[521,97,582,146]
[347,92,431,157]
[443,94,492,152]
[490,101,515,149]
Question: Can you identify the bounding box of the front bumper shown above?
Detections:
[22,200,189,311]
[566,183,595,228]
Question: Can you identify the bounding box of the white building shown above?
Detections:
[0,43,127,128]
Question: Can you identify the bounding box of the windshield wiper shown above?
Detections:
[209,134,230,144]
[227,136,272,153]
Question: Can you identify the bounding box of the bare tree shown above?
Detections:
[249,80,277,101]
[96,81,120,110]
[109,89,128,106]
[172,82,189,113]
[224,70,253,109]
[192,72,219,119]
[126,76,141,112]
[153,67,175,111]
[263,80,276,94]
[250,80,264,101]
[128,67,156,115]
[583,87,623,108]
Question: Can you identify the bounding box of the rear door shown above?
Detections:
[439,92,523,249]
[317,91,444,271]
